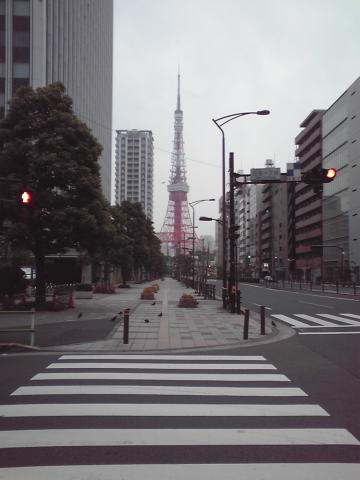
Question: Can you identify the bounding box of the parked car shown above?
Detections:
[264,275,273,281]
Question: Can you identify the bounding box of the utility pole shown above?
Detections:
[228,152,238,313]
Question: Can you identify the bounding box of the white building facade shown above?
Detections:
[0,0,113,200]
[115,129,154,220]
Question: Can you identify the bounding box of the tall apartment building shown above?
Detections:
[115,129,154,220]
[0,0,113,200]
[257,160,288,280]
[322,76,360,282]
[234,182,257,278]
[292,110,325,282]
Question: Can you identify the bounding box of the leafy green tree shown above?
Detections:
[95,204,134,287]
[119,201,164,280]
[0,83,110,305]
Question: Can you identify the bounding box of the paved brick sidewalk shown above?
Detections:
[55,277,282,352]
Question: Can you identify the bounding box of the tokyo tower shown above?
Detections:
[158,73,195,250]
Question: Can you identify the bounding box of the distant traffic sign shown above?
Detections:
[250,167,281,182]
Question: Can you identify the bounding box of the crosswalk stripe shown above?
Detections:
[60,355,267,361]
[46,362,277,371]
[293,314,337,327]
[0,463,359,480]
[12,385,304,397]
[0,428,358,448]
[298,331,360,335]
[339,313,360,320]
[317,314,360,325]
[32,372,283,381]
[0,403,328,417]
[271,314,311,328]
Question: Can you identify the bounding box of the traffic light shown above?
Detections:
[21,190,32,204]
[302,167,337,184]
[228,225,240,240]
[322,168,337,182]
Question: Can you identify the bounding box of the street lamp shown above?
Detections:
[189,198,215,288]
[199,216,223,224]
[212,109,270,306]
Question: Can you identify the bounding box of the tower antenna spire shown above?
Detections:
[177,66,181,111]
[158,71,195,250]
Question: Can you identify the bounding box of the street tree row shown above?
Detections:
[0,83,164,305]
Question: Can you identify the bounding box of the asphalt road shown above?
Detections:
[0,344,359,477]
[238,282,360,317]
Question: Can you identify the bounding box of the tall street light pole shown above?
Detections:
[212,109,270,307]
[189,198,215,289]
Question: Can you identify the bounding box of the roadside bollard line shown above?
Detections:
[243,309,249,340]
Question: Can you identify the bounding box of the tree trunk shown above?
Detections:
[34,249,46,305]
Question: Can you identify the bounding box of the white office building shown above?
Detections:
[115,129,154,220]
[0,0,113,200]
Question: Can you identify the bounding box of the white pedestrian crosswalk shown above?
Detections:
[271,312,360,333]
[0,354,359,478]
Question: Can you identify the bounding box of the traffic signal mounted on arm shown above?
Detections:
[302,167,337,184]
[302,167,336,196]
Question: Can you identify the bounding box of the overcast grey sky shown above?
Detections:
[113,0,360,237]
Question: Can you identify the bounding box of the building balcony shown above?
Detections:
[296,199,321,217]
[295,244,313,255]
[295,227,322,242]
[296,213,322,230]
[295,187,317,204]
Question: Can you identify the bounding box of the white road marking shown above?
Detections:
[60,355,267,361]
[294,314,337,327]
[339,313,360,319]
[12,385,303,397]
[32,372,281,381]
[253,303,272,310]
[1,464,359,480]
[0,428,357,448]
[317,314,360,325]
[297,325,359,329]
[298,301,333,308]
[0,403,328,417]
[46,362,276,371]
[271,314,310,328]
[298,331,360,335]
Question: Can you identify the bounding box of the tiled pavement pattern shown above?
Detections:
[56,277,274,352]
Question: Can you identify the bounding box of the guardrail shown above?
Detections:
[263,279,360,295]
[0,309,36,346]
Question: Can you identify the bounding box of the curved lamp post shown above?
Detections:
[189,198,215,288]
[212,110,269,306]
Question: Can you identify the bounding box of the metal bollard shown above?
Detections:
[236,290,241,314]
[260,305,266,335]
[243,309,249,340]
[354,283,357,296]
[123,308,130,344]
[336,281,339,294]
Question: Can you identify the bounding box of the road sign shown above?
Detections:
[286,162,302,181]
[250,167,281,182]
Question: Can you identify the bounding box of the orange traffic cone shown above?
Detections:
[67,291,75,309]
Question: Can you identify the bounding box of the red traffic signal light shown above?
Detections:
[303,167,337,184]
[323,168,336,181]
[21,191,31,204]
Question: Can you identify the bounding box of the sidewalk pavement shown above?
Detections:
[45,277,291,353]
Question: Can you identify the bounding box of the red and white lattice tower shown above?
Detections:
[158,73,195,250]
